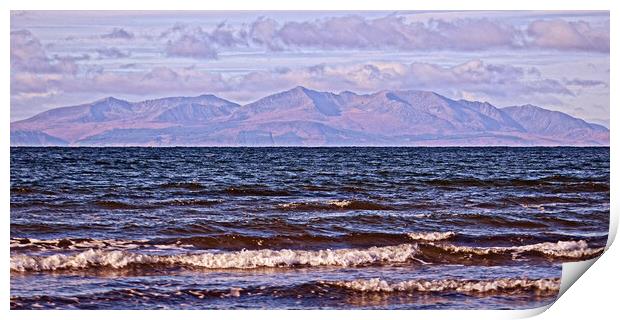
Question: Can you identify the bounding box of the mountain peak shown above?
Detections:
[339,90,358,96]
[286,85,317,95]
[509,104,540,110]
[502,104,609,137]
[95,96,127,104]
[10,88,609,146]
[405,90,449,100]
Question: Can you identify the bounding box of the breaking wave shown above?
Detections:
[430,240,604,259]
[12,234,410,252]
[11,235,604,267]
[10,276,560,309]
[407,232,455,241]
[10,238,603,273]
[324,277,560,294]
[10,244,419,272]
[9,238,192,252]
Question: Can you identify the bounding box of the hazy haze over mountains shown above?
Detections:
[10,87,609,146]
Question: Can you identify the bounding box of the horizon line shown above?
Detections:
[9,145,611,148]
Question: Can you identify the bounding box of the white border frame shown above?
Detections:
[2,1,616,319]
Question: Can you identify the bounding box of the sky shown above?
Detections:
[10,10,610,127]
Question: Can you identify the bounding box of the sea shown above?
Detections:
[10,147,610,309]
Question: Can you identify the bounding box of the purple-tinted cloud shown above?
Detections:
[233,60,573,101]
[165,34,218,59]
[563,78,608,88]
[95,47,130,59]
[243,15,608,53]
[27,65,230,97]
[9,24,600,122]
[11,29,78,75]
[101,27,134,40]
[253,16,521,51]
[161,23,248,59]
[153,15,610,55]
[527,19,609,52]
[11,30,573,103]
[119,63,138,69]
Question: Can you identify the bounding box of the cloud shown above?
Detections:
[430,19,521,50]
[11,73,62,94]
[52,53,90,61]
[37,66,231,97]
[119,63,138,69]
[153,15,528,58]
[11,29,48,71]
[6,28,591,118]
[161,23,248,59]
[11,29,78,74]
[11,30,574,105]
[152,15,610,56]
[250,16,521,51]
[95,47,130,59]
[101,27,134,40]
[243,15,608,53]
[165,34,218,59]
[231,60,573,101]
[563,78,608,88]
[527,19,609,52]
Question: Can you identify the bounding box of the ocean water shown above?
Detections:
[10,147,609,310]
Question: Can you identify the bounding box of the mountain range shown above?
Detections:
[10,87,609,146]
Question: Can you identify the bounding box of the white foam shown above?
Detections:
[407,231,455,241]
[10,244,419,272]
[277,199,384,210]
[520,203,546,212]
[277,202,300,209]
[10,238,151,251]
[434,240,604,259]
[327,200,353,207]
[9,238,199,252]
[277,200,351,209]
[325,277,560,293]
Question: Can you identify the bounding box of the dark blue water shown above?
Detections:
[10,147,609,309]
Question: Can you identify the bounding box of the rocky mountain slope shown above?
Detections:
[11,87,609,146]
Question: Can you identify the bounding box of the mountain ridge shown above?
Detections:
[11,87,609,146]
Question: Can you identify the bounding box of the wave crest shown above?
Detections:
[324,277,560,294]
[10,238,152,251]
[432,240,603,259]
[10,244,419,272]
[407,232,455,241]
